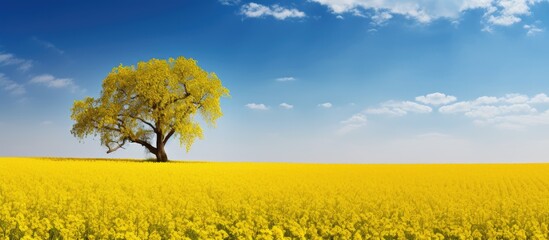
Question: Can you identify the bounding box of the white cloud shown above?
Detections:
[439,94,532,114]
[276,76,296,82]
[241,3,306,20]
[342,92,549,140]
[530,93,549,104]
[439,101,474,113]
[30,74,79,91]
[367,101,432,116]
[341,114,367,125]
[338,113,367,134]
[218,0,240,6]
[387,101,433,113]
[482,25,494,33]
[246,103,269,110]
[524,23,543,36]
[309,0,544,29]
[487,0,532,26]
[318,102,332,108]
[350,8,367,17]
[360,93,549,129]
[439,98,491,114]
[371,11,393,25]
[365,107,407,116]
[488,14,521,26]
[464,103,536,118]
[439,93,549,129]
[501,103,537,113]
[0,52,33,71]
[475,110,549,129]
[279,103,294,109]
[502,93,529,104]
[358,92,549,130]
[0,73,26,96]
[474,96,499,105]
[415,92,457,105]
[463,105,501,118]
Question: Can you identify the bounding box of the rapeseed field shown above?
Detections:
[1,157,548,239]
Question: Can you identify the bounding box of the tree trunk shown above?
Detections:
[155,147,168,162]
[155,131,168,162]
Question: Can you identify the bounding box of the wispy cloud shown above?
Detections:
[371,11,392,26]
[366,101,432,116]
[279,103,294,109]
[482,25,494,33]
[0,73,26,96]
[276,76,296,82]
[342,92,539,133]
[338,113,367,134]
[218,0,240,6]
[529,93,549,104]
[524,23,543,36]
[32,37,64,54]
[246,103,269,110]
[365,107,405,116]
[0,52,32,71]
[415,92,457,106]
[310,0,544,30]
[318,102,332,108]
[439,93,549,129]
[338,92,549,134]
[478,111,549,130]
[488,14,521,26]
[241,3,306,20]
[439,93,531,114]
[30,74,80,92]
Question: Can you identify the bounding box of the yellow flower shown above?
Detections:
[1,157,549,239]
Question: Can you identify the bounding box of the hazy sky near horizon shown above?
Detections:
[2,0,549,162]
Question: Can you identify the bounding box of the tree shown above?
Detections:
[70,57,229,162]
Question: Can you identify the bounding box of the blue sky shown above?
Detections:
[1,0,549,162]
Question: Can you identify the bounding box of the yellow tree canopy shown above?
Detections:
[71,57,230,161]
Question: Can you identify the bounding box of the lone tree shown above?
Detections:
[71,57,229,162]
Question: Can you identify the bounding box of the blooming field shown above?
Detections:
[1,158,549,239]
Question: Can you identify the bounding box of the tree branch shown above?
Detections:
[128,115,157,131]
[103,125,122,133]
[106,139,127,153]
[191,94,208,109]
[163,129,175,145]
[170,92,191,104]
[129,138,157,154]
[119,88,139,100]
[102,118,156,154]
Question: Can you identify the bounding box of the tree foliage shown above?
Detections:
[71,57,229,161]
